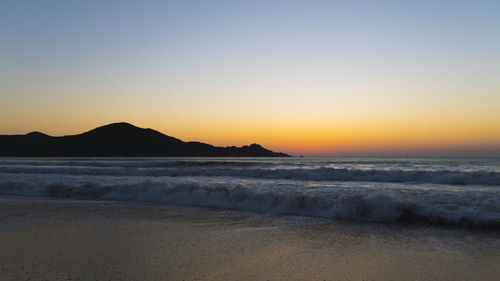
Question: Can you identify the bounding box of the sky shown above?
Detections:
[1,0,499,156]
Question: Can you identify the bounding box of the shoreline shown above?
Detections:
[1,195,499,280]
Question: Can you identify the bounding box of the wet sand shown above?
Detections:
[1,196,499,281]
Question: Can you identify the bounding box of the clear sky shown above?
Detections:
[1,0,499,156]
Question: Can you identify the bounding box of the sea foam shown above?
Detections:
[0,164,498,185]
[1,173,499,229]
[1,157,499,229]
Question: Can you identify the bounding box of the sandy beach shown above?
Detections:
[0,195,499,281]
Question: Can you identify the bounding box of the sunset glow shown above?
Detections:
[1,0,499,156]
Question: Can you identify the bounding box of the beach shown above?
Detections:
[3,0,500,279]
[1,195,499,281]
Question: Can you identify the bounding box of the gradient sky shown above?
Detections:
[1,0,499,156]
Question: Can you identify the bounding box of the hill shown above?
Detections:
[0,122,290,157]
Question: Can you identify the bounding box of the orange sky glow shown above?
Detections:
[1,1,499,156]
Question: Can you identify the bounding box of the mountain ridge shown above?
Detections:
[0,122,290,157]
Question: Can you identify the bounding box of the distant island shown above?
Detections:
[0,122,290,157]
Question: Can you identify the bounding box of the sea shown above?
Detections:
[0,157,499,230]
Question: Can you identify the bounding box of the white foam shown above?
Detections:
[0,165,498,185]
[0,173,498,227]
[1,157,498,228]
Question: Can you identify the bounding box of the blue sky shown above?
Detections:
[1,0,499,155]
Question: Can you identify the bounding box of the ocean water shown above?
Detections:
[0,157,499,229]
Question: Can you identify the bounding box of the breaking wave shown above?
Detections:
[0,165,498,186]
[1,157,499,230]
[1,176,499,230]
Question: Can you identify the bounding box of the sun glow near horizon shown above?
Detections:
[1,0,499,156]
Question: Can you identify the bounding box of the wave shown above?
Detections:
[0,165,499,186]
[1,178,499,230]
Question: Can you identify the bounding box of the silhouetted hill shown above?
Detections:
[0,122,290,157]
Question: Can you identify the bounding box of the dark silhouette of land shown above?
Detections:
[0,122,290,157]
